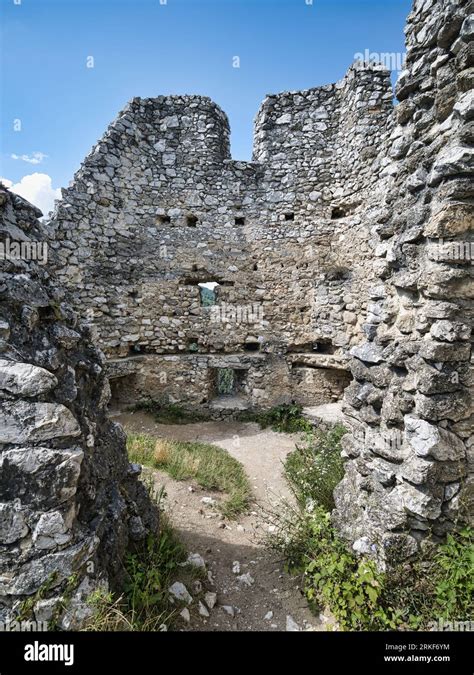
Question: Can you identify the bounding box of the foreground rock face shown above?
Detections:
[0,188,158,627]
[334,0,473,565]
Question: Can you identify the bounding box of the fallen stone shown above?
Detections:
[201,497,217,506]
[179,608,190,623]
[184,553,206,569]
[286,615,301,632]
[204,592,217,609]
[168,582,192,605]
[192,580,203,594]
[236,573,255,587]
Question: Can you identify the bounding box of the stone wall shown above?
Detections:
[48,64,393,413]
[0,187,158,627]
[334,0,473,565]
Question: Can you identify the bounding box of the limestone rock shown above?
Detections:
[0,187,157,627]
[168,582,192,605]
[0,401,81,443]
[0,501,29,545]
[0,360,58,396]
[404,415,466,461]
[204,592,217,609]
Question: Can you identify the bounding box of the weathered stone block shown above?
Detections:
[404,415,467,461]
[391,483,442,520]
[0,401,81,443]
[0,501,29,545]
[418,341,471,362]
[423,204,474,237]
[414,390,470,422]
[0,537,98,596]
[0,360,58,397]
[430,320,471,342]
[0,447,83,507]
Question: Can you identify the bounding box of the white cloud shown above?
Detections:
[0,173,62,217]
[11,151,48,165]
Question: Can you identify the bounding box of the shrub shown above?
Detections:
[434,528,474,619]
[272,425,474,631]
[271,504,474,631]
[123,523,187,624]
[298,508,399,630]
[240,404,313,433]
[131,398,207,424]
[285,424,346,511]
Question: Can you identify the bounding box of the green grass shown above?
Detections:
[131,398,208,425]
[127,433,251,518]
[85,514,188,632]
[238,403,313,434]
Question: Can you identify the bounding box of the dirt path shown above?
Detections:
[114,411,329,632]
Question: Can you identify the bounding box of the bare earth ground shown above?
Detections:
[114,411,331,632]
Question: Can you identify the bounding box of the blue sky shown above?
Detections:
[0,0,412,213]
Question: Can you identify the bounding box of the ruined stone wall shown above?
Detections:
[49,64,393,413]
[15,0,471,567]
[334,0,473,565]
[0,187,158,627]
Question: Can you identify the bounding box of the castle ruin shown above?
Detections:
[49,62,394,415]
[0,0,472,624]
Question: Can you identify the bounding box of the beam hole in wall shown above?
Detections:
[314,340,336,354]
[158,214,171,225]
[187,215,198,227]
[235,217,245,226]
[243,341,260,352]
[284,212,295,221]
[287,340,336,354]
[37,306,57,322]
[198,281,219,306]
[325,268,351,282]
[331,206,346,219]
[127,344,156,356]
[287,341,316,353]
